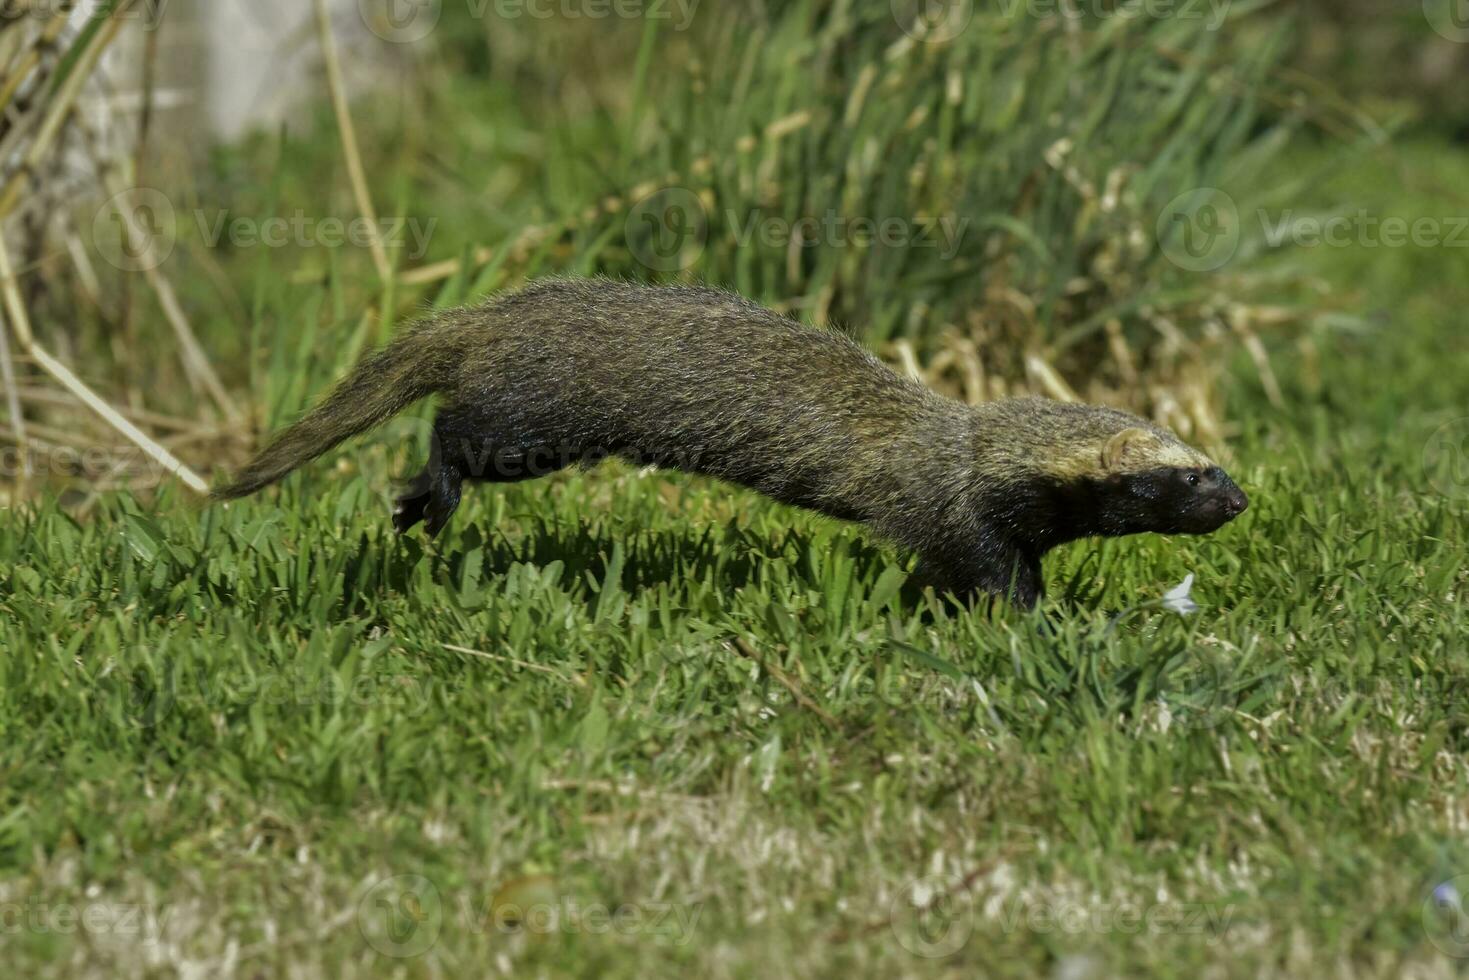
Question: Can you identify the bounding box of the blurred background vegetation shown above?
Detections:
[0,0,1460,497]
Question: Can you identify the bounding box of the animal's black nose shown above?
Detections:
[1226,488,1248,516]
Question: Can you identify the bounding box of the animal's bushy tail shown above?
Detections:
[213,318,468,499]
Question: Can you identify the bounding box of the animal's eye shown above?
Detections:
[1186,473,1200,487]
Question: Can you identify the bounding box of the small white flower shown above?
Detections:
[1162,574,1200,616]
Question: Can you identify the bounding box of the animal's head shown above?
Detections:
[1089,425,1249,536]
[977,399,1249,545]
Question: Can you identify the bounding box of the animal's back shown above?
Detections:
[451,280,948,505]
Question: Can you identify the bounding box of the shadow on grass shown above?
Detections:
[337,513,925,614]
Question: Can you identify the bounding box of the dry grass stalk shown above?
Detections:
[0,228,209,494]
[400,244,496,287]
[15,383,206,432]
[441,642,587,687]
[0,289,27,483]
[313,0,392,284]
[1024,353,1080,404]
[99,172,239,420]
[1230,312,1285,409]
[892,339,923,382]
[730,636,838,730]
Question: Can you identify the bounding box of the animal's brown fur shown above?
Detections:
[216,278,1247,608]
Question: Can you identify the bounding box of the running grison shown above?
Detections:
[215,278,1248,608]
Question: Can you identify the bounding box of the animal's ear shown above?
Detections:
[1100,428,1153,472]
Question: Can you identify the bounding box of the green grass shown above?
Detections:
[0,138,1467,977]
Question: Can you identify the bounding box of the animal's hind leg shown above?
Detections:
[392,411,470,538]
[391,469,433,535]
[392,457,464,538]
[394,458,465,538]
[421,459,464,537]
[392,406,569,537]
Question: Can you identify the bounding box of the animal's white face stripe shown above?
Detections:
[1149,443,1212,471]
[1041,437,1214,480]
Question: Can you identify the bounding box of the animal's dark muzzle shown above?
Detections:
[1220,477,1248,521]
